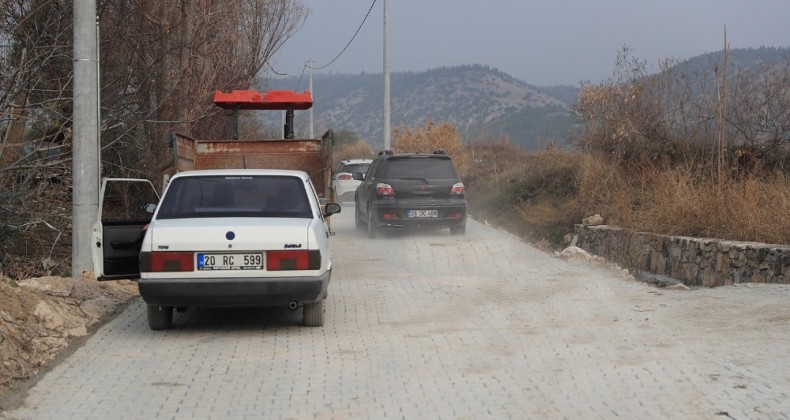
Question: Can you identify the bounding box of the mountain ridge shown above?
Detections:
[257,47,790,150]
[259,64,576,149]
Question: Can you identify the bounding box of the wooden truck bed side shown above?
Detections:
[172,131,334,201]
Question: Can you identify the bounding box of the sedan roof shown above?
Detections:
[171,169,311,181]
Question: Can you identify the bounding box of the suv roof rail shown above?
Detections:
[378,149,394,156]
[433,149,447,155]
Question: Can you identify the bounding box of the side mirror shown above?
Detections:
[352,172,364,181]
[323,202,342,217]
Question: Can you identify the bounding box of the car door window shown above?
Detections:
[101,181,159,223]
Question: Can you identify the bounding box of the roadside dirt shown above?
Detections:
[0,272,138,399]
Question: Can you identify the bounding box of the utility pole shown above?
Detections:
[716,26,729,195]
[383,0,391,150]
[73,1,100,277]
[96,17,101,182]
[308,60,314,139]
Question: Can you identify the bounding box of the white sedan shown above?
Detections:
[332,158,372,202]
[92,169,341,329]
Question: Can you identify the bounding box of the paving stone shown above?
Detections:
[3,209,790,419]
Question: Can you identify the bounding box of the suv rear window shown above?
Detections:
[382,157,458,179]
[156,175,312,219]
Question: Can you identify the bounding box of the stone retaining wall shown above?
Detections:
[574,225,790,287]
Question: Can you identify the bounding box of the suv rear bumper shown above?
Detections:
[371,200,467,229]
[138,271,330,307]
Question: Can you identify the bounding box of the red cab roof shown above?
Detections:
[213,89,313,110]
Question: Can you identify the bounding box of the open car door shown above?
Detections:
[92,178,160,280]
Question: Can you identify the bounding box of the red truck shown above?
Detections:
[173,89,334,203]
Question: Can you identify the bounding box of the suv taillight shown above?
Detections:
[337,172,352,181]
[376,183,394,197]
[140,252,194,272]
[450,182,465,196]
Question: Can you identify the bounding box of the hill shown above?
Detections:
[258,65,578,150]
[255,47,790,151]
[671,46,790,76]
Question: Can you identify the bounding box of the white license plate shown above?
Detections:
[407,209,438,218]
[197,253,264,270]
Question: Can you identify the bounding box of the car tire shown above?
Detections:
[303,299,324,327]
[355,201,366,231]
[367,205,377,239]
[450,223,466,235]
[147,304,173,330]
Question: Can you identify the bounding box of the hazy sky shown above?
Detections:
[269,0,790,87]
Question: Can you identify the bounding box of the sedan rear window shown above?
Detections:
[337,163,370,174]
[156,175,313,219]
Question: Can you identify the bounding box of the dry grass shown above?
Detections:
[630,168,790,243]
[467,147,587,244]
[465,143,790,247]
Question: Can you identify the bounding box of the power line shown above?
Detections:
[294,63,308,91]
[265,61,289,76]
[309,0,377,71]
[278,0,377,91]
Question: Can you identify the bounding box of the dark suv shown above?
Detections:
[353,150,467,238]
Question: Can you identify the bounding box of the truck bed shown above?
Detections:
[172,132,334,201]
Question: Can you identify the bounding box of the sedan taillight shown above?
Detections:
[376,182,394,197]
[450,182,465,196]
[140,252,194,272]
[267,250,321,271]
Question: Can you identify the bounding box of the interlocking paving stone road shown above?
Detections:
[3,208,790,419]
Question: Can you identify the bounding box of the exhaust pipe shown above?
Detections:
[288,301,298,310]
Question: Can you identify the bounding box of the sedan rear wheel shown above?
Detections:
[303,299,324,327]
[147,304,173,330]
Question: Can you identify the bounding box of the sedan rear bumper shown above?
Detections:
[138,271,330,307]
[333,180,361,201]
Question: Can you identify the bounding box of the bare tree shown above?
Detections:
[1,0,73,174]
[573,45,790,175]
[0,0,306,278]
[0,0,74,277]
[729,59,790,171]
[98,0,307,177]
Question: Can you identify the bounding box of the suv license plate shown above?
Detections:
[197,253,264,270]
[408,210,438,218]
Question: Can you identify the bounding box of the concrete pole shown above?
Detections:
[96,17,101,182]
[308,60,314,139]
[383,0,391,150]
[72,0,100,277]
